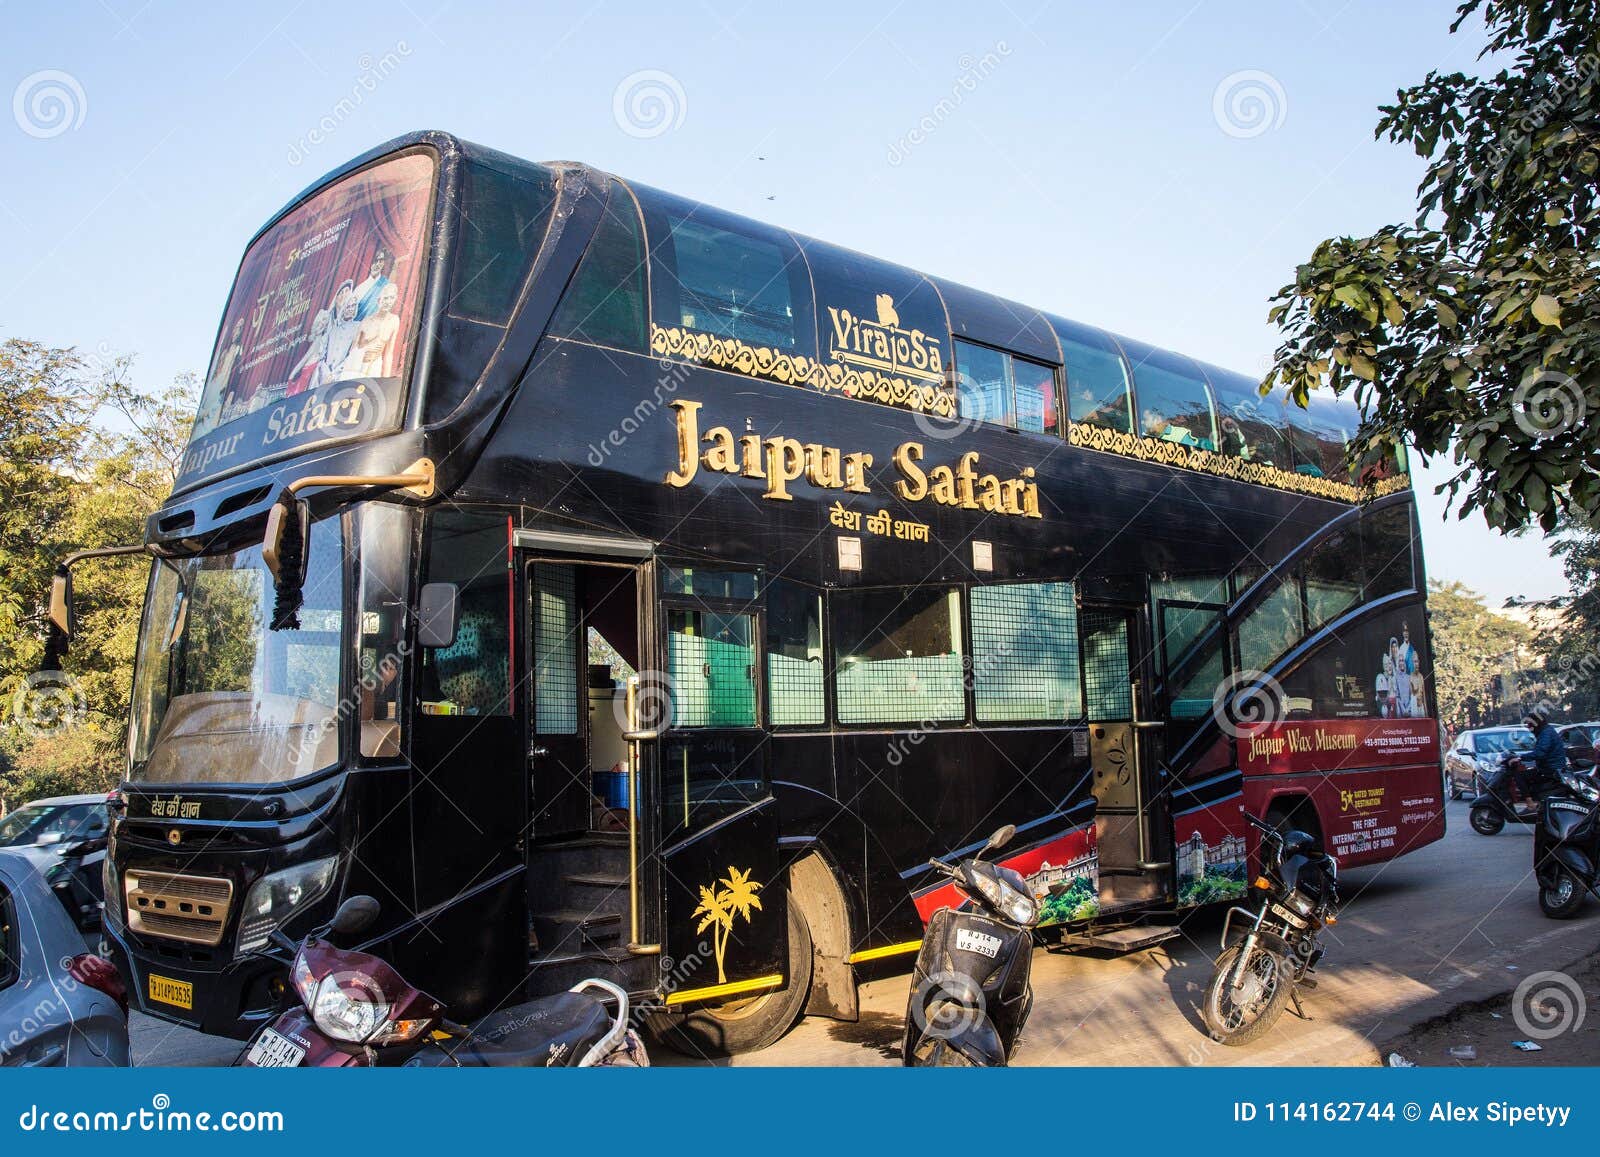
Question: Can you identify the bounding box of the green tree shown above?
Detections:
[1265,0,1600,533]
[1428,578,1537,727]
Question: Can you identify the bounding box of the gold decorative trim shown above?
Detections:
[665,973,785,1006]
[1067,423,1409,504]
[650,324,955,418]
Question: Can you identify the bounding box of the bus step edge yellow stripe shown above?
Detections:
[847,939,922,964]
[665,973,785,1006]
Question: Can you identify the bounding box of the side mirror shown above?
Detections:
[416,582,459,649]
[982,824,1016,857]
[329,894,380,938]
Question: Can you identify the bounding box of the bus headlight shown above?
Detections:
[237,857,337,953]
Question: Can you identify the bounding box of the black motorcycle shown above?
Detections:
[903,825,1037,1067]
[44,834,107,934]
[1202,813,1338,1046]
[1533,767,1600,919]
[1470,755,1563,836]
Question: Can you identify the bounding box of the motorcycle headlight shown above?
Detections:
[309,974,389,1043]
[1288,891,1315,917]
[967,864,1038,926]
[236,857,338,953]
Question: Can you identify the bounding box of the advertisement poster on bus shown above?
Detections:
[178,152,435,488]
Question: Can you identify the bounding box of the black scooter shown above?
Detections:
[1470,756,1564,836]
[1533,768,1600,918]
[903,825,1037,1066]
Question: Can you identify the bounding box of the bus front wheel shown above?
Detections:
[652,892,813,1057]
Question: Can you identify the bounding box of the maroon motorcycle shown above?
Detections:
[236,896,646,1068]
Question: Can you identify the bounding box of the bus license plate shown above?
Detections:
[147,973,193,1010]
[245,1028,306,1068]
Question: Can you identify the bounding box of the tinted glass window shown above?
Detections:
[0,886,15,991]
[1208,372,1289,467]
[1362,505,1416,599]
[450,161,557,323]
[954,341,1012,428]
[766,581,824,727]
[971,583,1082,722]
[667,610,758,728]
[420,511,512,717]
[833,588,964,724]
[1135,362,1217,451]
[1303,530,1363,631]
[1237,572,1305,673]
[953,341,1058,434]
[663,566,759,601]
[548,184,647,351]
[1060,335,1134,434]
[655,213,803,350]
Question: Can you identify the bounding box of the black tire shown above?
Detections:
[652,891,813,1057]
[1539,870,1586,919]
[1203,943,1294,1046]
[1469,804,1505,836]
[1449,778,1463,801]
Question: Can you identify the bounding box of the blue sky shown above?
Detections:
[0,0,1565,606]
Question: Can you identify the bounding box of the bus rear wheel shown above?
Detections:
[653,892,813,1057]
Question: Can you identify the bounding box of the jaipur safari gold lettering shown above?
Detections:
[663,399,1040,519]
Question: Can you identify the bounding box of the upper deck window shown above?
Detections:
[1209,371,1289,467]
[1132,358,1218,452]
[548,183,647,352]
[447,160,557,324]
[1286,397,1354,482]
[190,152,435,447]
[650,208,807,352]
[952,339,1059,434]
[1059,333,1135,435]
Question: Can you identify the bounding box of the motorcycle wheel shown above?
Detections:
[1539,870,1586,919]
[1469,805,1505,836]
[1203,943,1294,1047]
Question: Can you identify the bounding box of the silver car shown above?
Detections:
[0,849,129,1066]
[1445,726,1535,799]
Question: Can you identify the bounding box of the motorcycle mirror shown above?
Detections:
[982,825,1016,857]
[329,894,380,938]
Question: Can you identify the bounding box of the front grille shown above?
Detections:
[124,869,234,947]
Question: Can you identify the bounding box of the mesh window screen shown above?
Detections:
[532,564,578,733]
[971,583,1082,722]
[832,588,965,724]
[1081,610,1132,719]
[667,610,757,728]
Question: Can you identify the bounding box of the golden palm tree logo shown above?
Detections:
[692,866,764,983]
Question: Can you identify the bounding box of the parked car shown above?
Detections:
[1557,722,1600,770]
[0,795,111,931]
[1446,726,1535,799]
[0,849,129,1067]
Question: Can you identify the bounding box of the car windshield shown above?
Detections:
[128,516,345,785]
[0,804,93,847]
[1474,730,1533,755]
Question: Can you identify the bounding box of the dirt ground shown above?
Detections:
[1381,952,1600,1067]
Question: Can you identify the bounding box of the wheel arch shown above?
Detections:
[787,848,859,1022]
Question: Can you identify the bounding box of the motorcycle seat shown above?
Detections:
[422,992,612,1067]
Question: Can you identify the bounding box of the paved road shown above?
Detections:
[131,797,1600,1066]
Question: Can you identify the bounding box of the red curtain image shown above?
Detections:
[195,152,434,436]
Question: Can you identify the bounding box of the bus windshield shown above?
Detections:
[128,517,345,785]
[178,151,435,489]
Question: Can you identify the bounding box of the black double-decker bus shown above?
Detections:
[59,132,1442,1055]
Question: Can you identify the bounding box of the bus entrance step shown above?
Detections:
[1057,924,1180,954]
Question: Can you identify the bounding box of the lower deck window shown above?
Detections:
[832,587,964,724]
[971,583,1082,721]
[766,582,825,727]
[667,609,758,728]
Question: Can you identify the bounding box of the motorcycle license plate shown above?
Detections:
[1269,902,1308,929]
[245,1028,307,1068]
